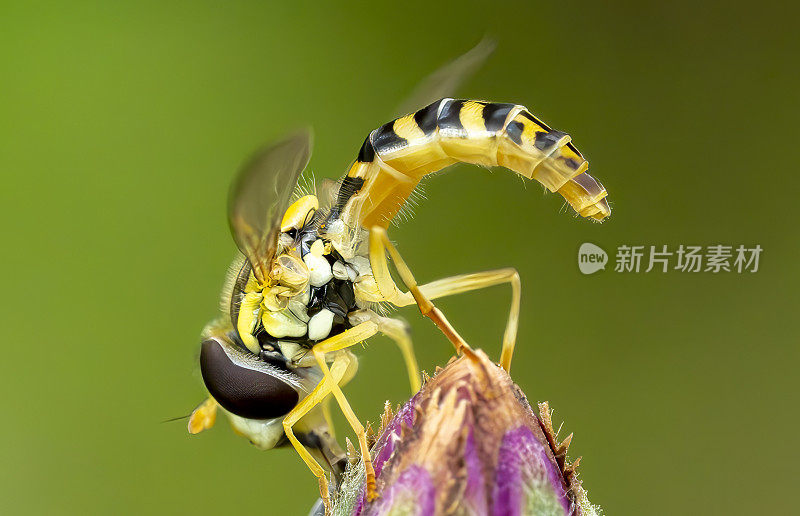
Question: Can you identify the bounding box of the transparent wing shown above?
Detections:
[228,129,313,283]
[395,37,496,116]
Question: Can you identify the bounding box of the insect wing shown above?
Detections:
[228,129,313,282]
[395,37,496,117]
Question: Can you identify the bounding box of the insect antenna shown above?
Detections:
[161,413,192,424]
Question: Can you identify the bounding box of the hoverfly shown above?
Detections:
[188,46,611,513]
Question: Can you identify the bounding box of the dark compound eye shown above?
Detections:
[200,338,299,420]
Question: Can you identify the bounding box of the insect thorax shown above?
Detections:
[227,220,371,364]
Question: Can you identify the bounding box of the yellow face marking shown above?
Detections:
[281,195,319,232]
[237,290,264,354]
[459,101,487,134]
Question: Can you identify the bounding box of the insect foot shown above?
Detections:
[323,350,600,516]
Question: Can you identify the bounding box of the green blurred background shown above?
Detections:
[1,1,797,514]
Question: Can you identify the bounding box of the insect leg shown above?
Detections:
[292,322,382,502]
[282,356,353,512]
[321,396,336,439]
[311,348,378,502]
[302,312,421,393]
[393,269,521,373]
[348,310,421,392]
[374,317,420,393]
[307,321,416,501]
[368,225,476,359]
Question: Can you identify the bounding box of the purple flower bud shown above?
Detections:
[493,426,570,515]
[331,350,599,516]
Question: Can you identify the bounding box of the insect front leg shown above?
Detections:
[283,322,383,504]
[305,323,383,501]
[311,349,379,501]
[282,351,361,513]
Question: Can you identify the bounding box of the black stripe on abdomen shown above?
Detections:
[534,129,568,151]
[437,99,466,133]
[372,121,408,154]
[413,98,445,136]
[481,103,515,132]
[520,110,582,157]
[357,136,375,162]
[520,110,553,131]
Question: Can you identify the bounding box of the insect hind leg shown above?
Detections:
[368,225,476,359]
[400,268,521,373]
[366,226,521,371]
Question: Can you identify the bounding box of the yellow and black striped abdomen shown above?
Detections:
[335,98,610,229]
